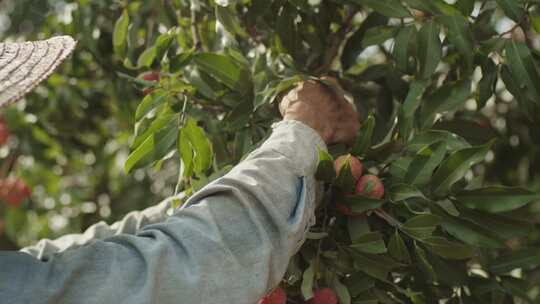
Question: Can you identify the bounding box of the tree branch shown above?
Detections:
[314,9,359,76]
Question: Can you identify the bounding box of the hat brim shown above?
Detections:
[0,36,77,108]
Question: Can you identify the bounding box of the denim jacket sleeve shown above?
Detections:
[0,120,326,304]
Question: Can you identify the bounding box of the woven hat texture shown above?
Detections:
[0,36,76,108]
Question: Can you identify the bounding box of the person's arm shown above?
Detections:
[0,79,358,304]
[20,194,181,260]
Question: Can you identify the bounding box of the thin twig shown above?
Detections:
[190,4,202,50]
[314,9,359,75]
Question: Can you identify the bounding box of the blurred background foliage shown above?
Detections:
[0,0,540,302]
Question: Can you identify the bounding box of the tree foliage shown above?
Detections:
[1,0,540,302]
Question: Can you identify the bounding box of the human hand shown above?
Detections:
[280,77,360,145]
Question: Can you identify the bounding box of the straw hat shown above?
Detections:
[0,36,76,108]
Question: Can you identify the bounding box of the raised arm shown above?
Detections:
[0,79,358,304]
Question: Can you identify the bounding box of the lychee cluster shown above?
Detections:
[333,154,384,216]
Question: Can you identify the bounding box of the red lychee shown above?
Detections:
[258,287,286,304]
[306,288,337,304]
[355,175,384,199]
[334,154,363,181]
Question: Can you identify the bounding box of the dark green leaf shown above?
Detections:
[505,40,540,105]
[421,79,471,128]
[456,0,475,16]
[415,243,437,281]
[362,26,398,47]
[315,148,336,183]
[216,5,248,38]
[489,248,540,274]
[407,130,470,153]
[405,142,447,186]
[388,230,411,263]
[402,214,440,239]
[193,53,251,92]
[393,26,417,73]
[478,58,497,109]
[345,273,375,297]
[344,196,384,214]
[430,140,494,196]
[342,13,388,70]
[350,251,401,281]
[495,0,526,22]
[437,14,474,69]
[418,22,442,79]
[455,186,540,213]
[348,216,371,243]
[354,0,410,18]
[422,237,475,260]
[389,183,426,202]
[501,64,535,114]
[351,232,387,254]
[352,114,375,157]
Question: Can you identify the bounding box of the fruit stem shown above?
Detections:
[373,208,401,228]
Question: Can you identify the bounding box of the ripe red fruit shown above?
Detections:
[355,175,384,199]
[334,154,363,180]
[306,288,337,304]
[0,117,10,146]
[0,177,31,208]
[258,287,286,304]
[141,71,161,82]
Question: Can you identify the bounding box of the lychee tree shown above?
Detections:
[1,0,540,302]
[109,0,540,302]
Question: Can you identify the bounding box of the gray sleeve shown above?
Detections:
[0,120,326,304]
[20,195,180,260]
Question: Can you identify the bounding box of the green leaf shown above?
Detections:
[457,208,531,239]
[404,142,447,186]
[182,117,213,174]
[276,3,298,56]
[407,130,470,153]
[477,58,497,109]
[113,10,129,57]
[125,119,178,174]
[332,278,351,304]
[344,196,383,214]
[335,161,356,193]
[388,230,411,263]
[341,13,388,71]
[193,53,251,92]
[402,214,440,239]
[421,79,471,128]
[437,14,474,69]
[455,186,540,213]
[301,262,315,300]
[352,114,375,157]
[495,0,526,23]
[350,251,401,281]
[436,208,504,248]
[351,232,387,254]
[345,273,375,297]
[355,0,410,18]
[393,26,417,73]
[402,80,428,118]
[504,40,540,105]
[348,216,371,243]
[455,0,475,16]
[178,128,194,178]
[500,64,535,115]
[362,26,398,47]
[422,237,475,260]
[215,5,248,38]
[315,148,336,183]
[137,47,157,68]
[430,140,494,196]
[415,243,436,281]
[135,91,167,121]
[489,248,540,274]
[417,21,442,79]
[389,183,426,202]
[531,13,540,34]
[170,51,194,73]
